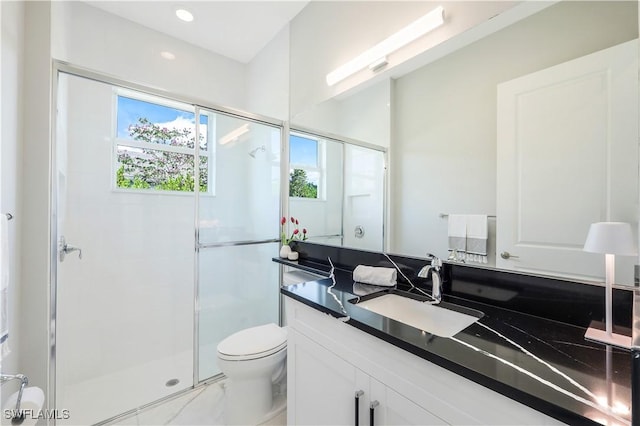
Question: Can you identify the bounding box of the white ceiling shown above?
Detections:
[86,1,309,63]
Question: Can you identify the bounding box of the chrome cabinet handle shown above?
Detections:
[500,251,519,260]
[369,400,379,426]
[355,390,364,426]
[59,236,82,262]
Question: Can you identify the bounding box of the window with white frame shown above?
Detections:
[289,132,322,199]
[114,89,214,193]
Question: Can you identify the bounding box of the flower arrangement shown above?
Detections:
[281,216,308,245]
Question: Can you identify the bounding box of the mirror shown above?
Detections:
[289,1,639,285]
[287,128,385,252]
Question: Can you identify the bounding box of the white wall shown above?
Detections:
[18,0,51,406]
[246,25,290,120]
[391,1,638,260]
[51,1,247,111]
[0,0,24,402]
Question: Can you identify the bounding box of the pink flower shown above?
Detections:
[280,217,309,245]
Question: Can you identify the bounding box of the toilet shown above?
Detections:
[217,323,287,425]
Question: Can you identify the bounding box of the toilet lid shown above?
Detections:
[217,323,287,361]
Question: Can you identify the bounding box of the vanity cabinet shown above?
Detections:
[289,329,362,424]
[285,297,564,425]
[290,328,444,425]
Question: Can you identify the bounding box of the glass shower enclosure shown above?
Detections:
[52,65,282,424]
[196,110,282,380]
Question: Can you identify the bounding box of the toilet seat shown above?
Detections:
[217,323,287,361]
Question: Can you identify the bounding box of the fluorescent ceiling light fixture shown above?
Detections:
[326,6,444,86]
[176,9,194,22]
[219,124,250,145]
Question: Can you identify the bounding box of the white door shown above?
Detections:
[496,39,638,283]
[55,73,195,424]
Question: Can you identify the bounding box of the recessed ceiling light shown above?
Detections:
[161,51,176,60]
[175,9,194,22]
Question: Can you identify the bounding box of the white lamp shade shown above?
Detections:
[583,222,637,255]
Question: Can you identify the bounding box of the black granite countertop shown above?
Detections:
[275,257,632,426]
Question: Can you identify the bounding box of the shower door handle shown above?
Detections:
[59,236,82,262]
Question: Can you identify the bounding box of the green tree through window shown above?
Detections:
[289,132,321,199]
[117,118,207,192]
[289,169,318,198]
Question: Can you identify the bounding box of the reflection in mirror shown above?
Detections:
[288,129,385,251]
[387,1,638,285]
[291,79,391,149]
[343,144,385,250]
[289,78,391,254]
[289,130,344,247]
[288,1,638,285]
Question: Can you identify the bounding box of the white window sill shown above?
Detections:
[111,188,216,197]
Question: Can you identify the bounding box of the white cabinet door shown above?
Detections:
[496,39,638,283]
[290,330,367,425]
[369,378,447,426]
[290,329,447,426]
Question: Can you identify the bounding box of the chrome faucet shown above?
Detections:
[417,254,443,304]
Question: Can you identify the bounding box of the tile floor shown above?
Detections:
[109,380,286,426]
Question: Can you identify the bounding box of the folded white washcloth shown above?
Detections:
[466,214,488,263]
[448,214,467,254]
[353,265,397,287]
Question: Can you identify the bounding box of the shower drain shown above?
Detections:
[165,379,180,387]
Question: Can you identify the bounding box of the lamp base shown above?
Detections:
[584,321,632,349]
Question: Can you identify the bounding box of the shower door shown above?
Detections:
[196,110,282,381]
[54,72,195,424]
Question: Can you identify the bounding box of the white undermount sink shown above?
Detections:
[354,293,482,338]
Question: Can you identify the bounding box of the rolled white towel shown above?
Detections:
[352,282,389,296]
[353,265,397,287]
